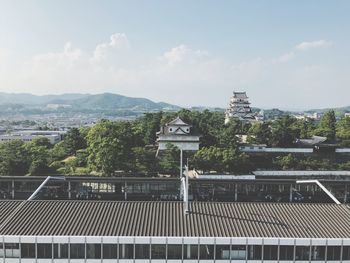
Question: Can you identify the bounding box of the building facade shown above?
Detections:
[157,117,200,151]
[1,201,350,262]
[0,130,66,144]
[225,92,261,124]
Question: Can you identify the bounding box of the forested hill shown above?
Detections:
[0,92,180,111]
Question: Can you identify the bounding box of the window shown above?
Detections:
[311,246,325,260]
[151,244,166,259]
[54,243,68,258]
[70,244,85,259]
[135,244,150,259]
[86,244,101,259]
[167,244,182,259]
[279,246,294,260]
[343,246,350,260]
[199,245,214,259]
[248,245,262,260]
[37,244,52,258]
[295,246,310,261]
[216,245,231,260]
[327,246,341,260]
[119,244,134,259]
[4,243,20,258]
[183,244,198,259]
[103,244,118,259]
[21,243,35,258]
[231,245,246,260]
[263,245,278,260]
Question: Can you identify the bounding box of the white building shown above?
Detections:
[157,117,200,151]
[0,130,66,144]
[0,200,350,262]
[225,92,261,124]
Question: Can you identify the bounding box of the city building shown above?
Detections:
[157,117,200,151]
[1,200,350,262]
[0,130,66,144]
[225,92,260,124]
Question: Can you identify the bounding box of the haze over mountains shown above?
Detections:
[0,92,180,111]
[0,92,348,115]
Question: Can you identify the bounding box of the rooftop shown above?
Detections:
[1,200,350,238]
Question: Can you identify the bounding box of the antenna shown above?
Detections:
[183,158,190,215]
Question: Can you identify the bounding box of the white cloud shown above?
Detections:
[92,33,129,61]
[295,40,333,51]
[0,33,348,108]
[272,52,295,63]
[160,45,208,66]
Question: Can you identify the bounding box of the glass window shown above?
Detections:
[86,244,101,259]
[279,246,294,260]
[263,245,278,260]
[231,245,246,260]
[343,246,350,260]
[70,244,85,259]
[327,246,341,260]
[167,244,182,259]
[135,244,150,259]
[54,243,68,258]
[248,245,262,260]
[311,246,325,260]
[295,246,310,261]
[5,243,20,258]
[216,245,231,260]
[103,244,118,259]
[199,245,214,259]
[37,244,52,258]
[183,244,198,259]
[21,243,35,258]
[151,244,166,259]
[119,244,134,259]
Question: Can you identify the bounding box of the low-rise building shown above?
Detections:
[0,130,66,144]
[157,117,200,151]
[1,200,350,262]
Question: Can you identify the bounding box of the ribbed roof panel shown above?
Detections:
[0,201,350,238]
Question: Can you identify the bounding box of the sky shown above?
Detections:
[0,0,349,109]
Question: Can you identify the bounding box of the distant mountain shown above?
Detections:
[0,92,180,112]
[307,105,350,114]
[65,93,179,111]
[0,92,89,105]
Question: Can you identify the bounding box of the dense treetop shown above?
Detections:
[0,109,349,176]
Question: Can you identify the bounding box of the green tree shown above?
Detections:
[0,140,30,176]
[25,137,52,175]
[50,141,69,162]
[295,118,316,139]
[314,110,337,142]
[219,119,242,148]
[132,146,158,174]
[192,146,223,173]
[336,116,350,146]
[64,128,87,155]
[247,122,272,145]
[273,154,297,170]
[270,116,299,147]
[87,120,135,176]
[158,143,180,175]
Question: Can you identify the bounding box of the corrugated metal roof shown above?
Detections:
[0,200,350,238]
[0,201,21,225]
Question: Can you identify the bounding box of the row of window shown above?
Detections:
[0,243,350,260]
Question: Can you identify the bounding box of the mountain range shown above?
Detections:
[0,92,348,116]
[0,92,180,112]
